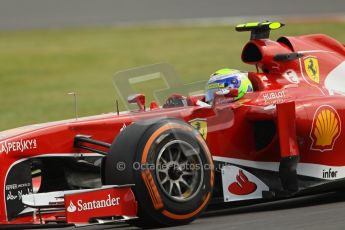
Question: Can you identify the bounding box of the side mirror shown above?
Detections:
[163,94,187,108]
[127,94,145,111]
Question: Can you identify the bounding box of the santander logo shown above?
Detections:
[228,170,257,195]
[67,201,77,213]
[67,194,120,213]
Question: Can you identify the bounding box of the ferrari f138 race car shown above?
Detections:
[1,21,345,228]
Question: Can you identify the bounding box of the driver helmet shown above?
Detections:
[205,68,253,103]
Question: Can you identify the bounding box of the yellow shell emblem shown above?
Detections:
[304,57,320,84]
[189,118,207,140]
[310,106,341,151]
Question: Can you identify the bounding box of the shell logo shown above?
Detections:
[310,105,341,152]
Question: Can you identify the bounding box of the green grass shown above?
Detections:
[1,22,345,131]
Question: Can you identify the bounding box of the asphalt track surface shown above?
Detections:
[1,0,345,30]
[36,191,345,230]
[3,1,345,230]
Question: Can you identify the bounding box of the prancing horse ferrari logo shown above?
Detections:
[189,118,207,140]
[304,57,320,84]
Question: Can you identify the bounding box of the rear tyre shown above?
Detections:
[103,118,214,227]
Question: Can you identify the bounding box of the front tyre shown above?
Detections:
[104,119,214,227]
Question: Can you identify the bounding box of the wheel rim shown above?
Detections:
[155,140,204,202]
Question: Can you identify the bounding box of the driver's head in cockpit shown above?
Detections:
[205,68,253,104]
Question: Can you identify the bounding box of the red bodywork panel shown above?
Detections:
[0,32,345,225]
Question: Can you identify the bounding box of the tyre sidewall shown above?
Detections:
[132,119,213,224]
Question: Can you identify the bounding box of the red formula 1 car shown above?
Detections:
[1,21,345,228]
